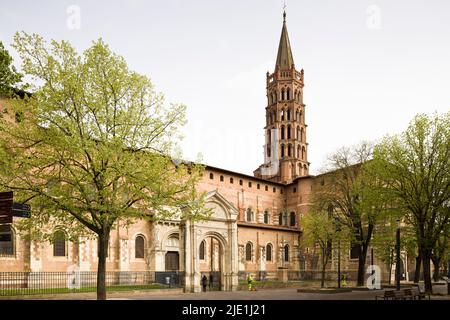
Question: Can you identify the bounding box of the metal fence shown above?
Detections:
[0,271,184,296]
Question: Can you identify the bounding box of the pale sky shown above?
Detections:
[1,0,449,175]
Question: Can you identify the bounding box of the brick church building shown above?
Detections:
[0,12,409,293]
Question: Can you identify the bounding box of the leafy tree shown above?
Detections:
[314,141,393,286]
[302,209,344,288]
[0,32,209,300]
[0,41,22,96]
[371,112,450,293]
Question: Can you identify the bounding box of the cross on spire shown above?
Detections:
[283,1,287,22]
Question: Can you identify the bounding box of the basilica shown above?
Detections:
[0,12,402,293]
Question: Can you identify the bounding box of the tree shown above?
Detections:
[371,112,450,293]
[314,141,393,286]
[302,209,344,288]
[0,32,209,300]
[0,41,22,96]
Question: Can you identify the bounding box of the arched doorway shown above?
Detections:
[180,190,239,293]
[199,236,223,291]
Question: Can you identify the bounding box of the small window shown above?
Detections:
[248,181,252,188]
[278,213,283,225]
[230,177,234,184]
[257,184,260,190]
[264,211,270,224]
[290,212,296,226]
[280,189,283,194]
[135,235,145,259]
[266,244,272,261]
[284,245,289,262]
[350,242,360,259]
[293,187,297,193]
[53,231,66,257]
[245,243,252,261]
[199,240,206,260]
[220,175,224,182]
[265,185,268,191]
[246,208,254,222]
[0,224,14,256]
[239,179,243,186]
[209,173,214,180]
[273,187,276,193]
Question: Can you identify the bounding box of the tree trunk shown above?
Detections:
[431,256,440,282]
[97,231,110,300]
[422,249,433,294]
[414,253,422,283]
[320,249,326,288]
[357,245,368,287]
[388,249,394,285]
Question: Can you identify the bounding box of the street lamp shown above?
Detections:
[395,218,401,291]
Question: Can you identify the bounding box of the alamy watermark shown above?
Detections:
[366,265,381,289]
[66,5,81,30]
[366,5,381,30]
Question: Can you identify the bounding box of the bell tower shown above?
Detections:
[254,11,309,183]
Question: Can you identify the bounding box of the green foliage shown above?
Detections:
[0,41,22,96]
[371,112,450,291]
[0,32,210,242]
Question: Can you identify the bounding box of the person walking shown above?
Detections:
[201,275,208,292]
[247,273,255,291]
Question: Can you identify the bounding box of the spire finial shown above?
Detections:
[283,1,287,22]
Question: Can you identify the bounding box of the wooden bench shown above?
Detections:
[412,286,431,300]
[402,288,415,300]
[375,290,396,300]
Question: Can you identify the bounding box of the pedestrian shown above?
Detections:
[209,273,214,290]
[201,275,208,292]
[247,273,255,291]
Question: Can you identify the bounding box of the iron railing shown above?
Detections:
[0,271,184,296]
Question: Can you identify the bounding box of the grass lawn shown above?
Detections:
[0,283,170,296]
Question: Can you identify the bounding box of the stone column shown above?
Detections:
[230,220,239,291]
[78,237,91,271]
[119,239,130,271]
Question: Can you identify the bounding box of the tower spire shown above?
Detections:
[276,7,294,70]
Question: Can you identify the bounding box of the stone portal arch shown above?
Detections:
[180,190,239,292]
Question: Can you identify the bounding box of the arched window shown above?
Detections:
[278,213,283,225]
[281,110,285,121]
[284,245,289,262]
[287,125,291,139]
[281,145,285,158]
[267,146,271,157]
[264,211,270,224]
[283,212,288,226]
[281,89,285,101]
[290,212,296,226]
[266,244,273,261]
[0,224,14,256]
[287,87,290,100]
[287,109,291,121]
[245,242,252,261]
[296,110,299,121]
[246,208,254,222]
[281,126,285,139]
[300,127,304,142]
[267,129,271,143]
[297,126,300,140]
[301,146,306,160]
[297,145,301,158]
[199,240,206,260]
[272,111,276,123]
[303,164,308,175]
[288,144,292,157]
[135,234,145,259]
[53,230,66,257]
[209,173,214,179]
